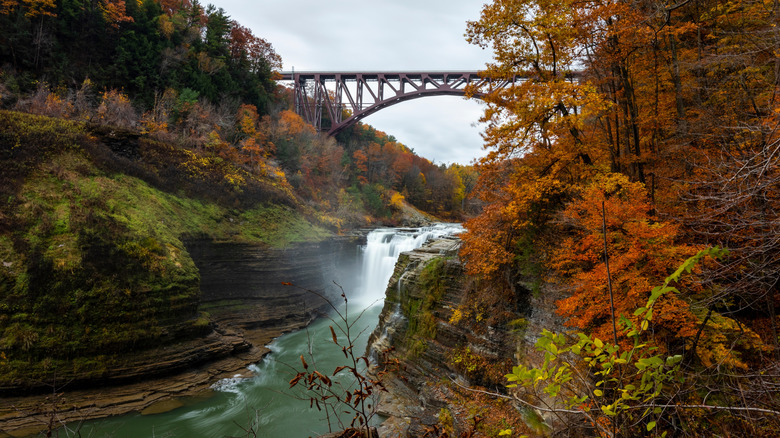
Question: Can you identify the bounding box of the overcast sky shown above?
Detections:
[216,0,493,165]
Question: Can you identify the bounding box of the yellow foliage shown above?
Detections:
[695,312,768,370]
[223,173,244,190]
[158,13,174,38]
[448,307,466,325]
[389,191,405,210]
[316,214,343,231]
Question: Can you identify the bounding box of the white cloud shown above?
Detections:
[362,96,487,166]
[216,0,492,165]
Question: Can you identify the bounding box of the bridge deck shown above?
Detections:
[279,71,482,81]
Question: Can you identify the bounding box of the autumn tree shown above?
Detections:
[297,136,346,204]
[462,0,778,289]
[460,0,614,286]
[548,172,762,368]
[229,22,282,72]
[448,164,480,215]
[100,0,133,28]
[461,0,780,434]
[352,149,369,185]
[233,103,268,170]
[266,109,315,175]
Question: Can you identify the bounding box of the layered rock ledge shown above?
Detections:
[367,237,567,437]
[0,236,361,436]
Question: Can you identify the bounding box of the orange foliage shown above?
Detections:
[550,173,700,348]
[462,0,780,316]
[100,0,133,28]
[1,0,56,17]
[240,137,263,167]
[460,155,573,281]
[0,0,19,14]
[352,149,368,184]
[21,0,55,17]
[460,201,518,279]
[140,112,169,135]
[277,110,315,138]
[298,137,345,203]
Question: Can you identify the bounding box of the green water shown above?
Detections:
[68,304,383,438]
[55,226,463,438]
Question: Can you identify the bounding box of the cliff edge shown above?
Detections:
[367,237,568,437]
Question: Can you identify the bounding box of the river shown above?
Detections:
[62,224,462,438]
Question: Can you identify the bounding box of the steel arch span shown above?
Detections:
[279,71,515,137]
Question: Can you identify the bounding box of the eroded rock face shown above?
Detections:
[0,237,363,435]
[187,237,362,339]
[367,237,568,437]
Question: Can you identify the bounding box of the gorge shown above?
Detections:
[0,234,357,435]
[2,225,474,437]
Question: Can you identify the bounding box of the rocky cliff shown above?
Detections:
[0,109,364,434]
[187,237,361,347]
[368,237,568,437]
[0,237,361,435]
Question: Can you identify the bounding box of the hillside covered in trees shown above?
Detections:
[452,0,780,436]
[0,0,476,228]
[0,0,476,398]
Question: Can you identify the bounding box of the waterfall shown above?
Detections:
[72,224,463,438]
[356,223,463,307]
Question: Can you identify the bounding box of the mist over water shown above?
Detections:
[357,224,463,307]
[71,225,461,438]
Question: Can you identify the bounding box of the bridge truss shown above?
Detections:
[278,71,513,136]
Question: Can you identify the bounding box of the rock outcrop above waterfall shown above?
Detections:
[368,237,568,437]
[395,199,438,227]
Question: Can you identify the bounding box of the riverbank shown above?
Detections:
[0,326,270,437]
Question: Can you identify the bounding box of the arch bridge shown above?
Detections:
[279,71,515,137]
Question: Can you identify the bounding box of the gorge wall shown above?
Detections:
[187,236,361,347]
[0,237,361,435]
[368,237,568,437]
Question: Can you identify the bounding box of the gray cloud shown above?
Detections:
[217,0,491,165]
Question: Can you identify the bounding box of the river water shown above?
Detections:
[64,224,462,438]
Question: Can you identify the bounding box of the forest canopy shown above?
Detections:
[0,0,476,228]
[459,0,779,435]
[0,0,280,111]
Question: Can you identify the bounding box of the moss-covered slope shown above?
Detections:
[0,110,331,391]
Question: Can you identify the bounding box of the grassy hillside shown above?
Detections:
[0,110,331,389]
